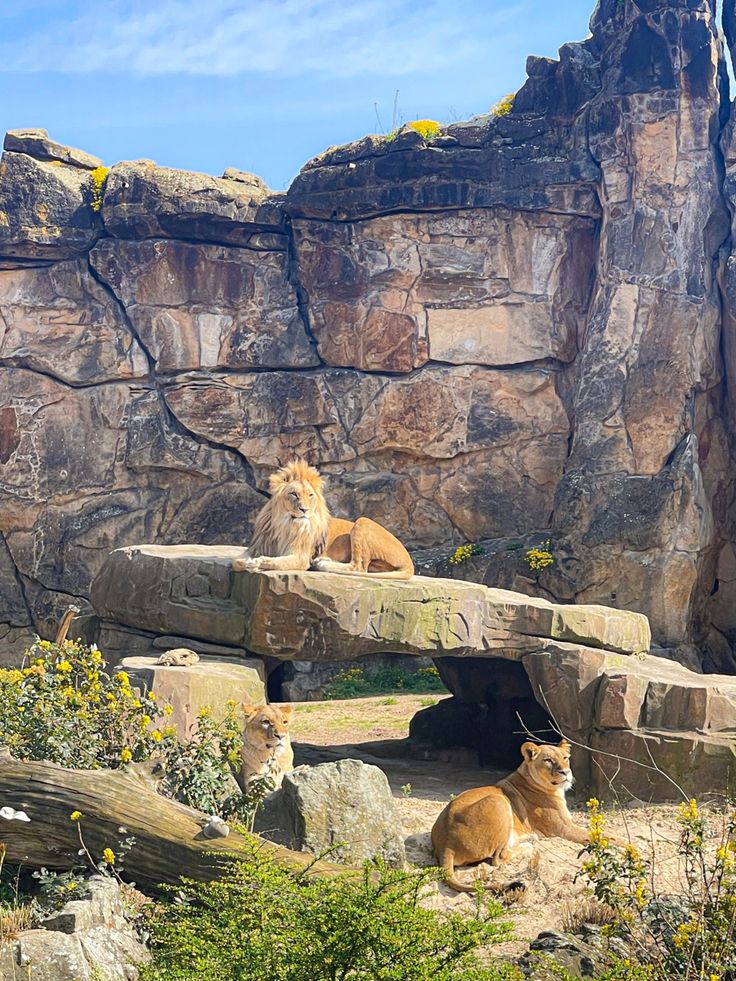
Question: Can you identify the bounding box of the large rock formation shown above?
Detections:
[89,549,736,799]
[3,0,736,680]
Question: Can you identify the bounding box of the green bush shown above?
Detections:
[0,638,247,818]
[141,846,517,981]
[323,664,446,699]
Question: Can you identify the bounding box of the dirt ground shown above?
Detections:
[290,692,707,956]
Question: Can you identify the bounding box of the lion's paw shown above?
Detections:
[232,556,259,573]
[310,557,330,572]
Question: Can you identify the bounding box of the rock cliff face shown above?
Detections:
[2,0,736,671]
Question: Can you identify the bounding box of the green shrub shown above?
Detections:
[0,638,247,818]
[323,664,445,699]
[141,846,516,981]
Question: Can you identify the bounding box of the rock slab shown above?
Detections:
[90,544,651,661]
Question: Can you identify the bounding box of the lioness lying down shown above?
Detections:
[233,459,414,580]
[431,740,589,893]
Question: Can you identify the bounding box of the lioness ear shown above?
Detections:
[279,704,294,718]
[242,702,259,719]
[559,739,571,753]
[521,741,541,761]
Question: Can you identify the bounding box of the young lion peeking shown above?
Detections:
[233,459,414,580]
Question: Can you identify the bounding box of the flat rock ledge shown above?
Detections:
[90,545,651,661]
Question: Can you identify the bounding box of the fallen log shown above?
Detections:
[0,753,346,890]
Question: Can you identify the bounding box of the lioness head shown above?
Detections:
[243,702,293,750]
[519,740,573,793]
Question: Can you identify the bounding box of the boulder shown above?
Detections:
[5,876,148,981]
[101,160,285,245]
[255,759,406,867]
[117,654,266,738]
[291,209,594,372]
[3,129,103,170]
[0,259,148,383]
[0,145,102,263]
[90,545,651,661]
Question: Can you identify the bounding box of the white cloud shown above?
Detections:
[0,0,521,78]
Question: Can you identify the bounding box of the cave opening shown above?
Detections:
[409,657,555,770]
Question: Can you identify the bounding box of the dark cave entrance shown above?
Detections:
[409,657,554,770]
[268,652,553,772]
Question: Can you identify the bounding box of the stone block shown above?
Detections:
[118,654,265,738]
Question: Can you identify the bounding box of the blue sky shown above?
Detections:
[0,0,595,190]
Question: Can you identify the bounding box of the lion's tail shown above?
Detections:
[439,849,525,896]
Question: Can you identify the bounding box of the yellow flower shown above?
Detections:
[150,730,163,742]
[91,649,102,664]
[115,672,129,685]
[407,119,441,140]
[491,93,515,117]
[70,811,82,821]
[37,640,52,651]
[67,882,77,891]
[198,706,211,718]
[56,660,73,673]
[140,714,151,727]
[102,848,115,865]
[148,692,156,702]
[163,705,173,716]
[120,748,132,763]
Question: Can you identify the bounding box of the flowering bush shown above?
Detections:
[141,849,516,981]
[407,119,442,141]
[491,94,515,117]
[449,543,484,566]
[88,165,109,212]
[525,539,554,572]
[0,638,247,817]
[578,797,736,980]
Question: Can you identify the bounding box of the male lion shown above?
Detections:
[240,702,294,791]
[233,459,414,580]
[431,740,589,893]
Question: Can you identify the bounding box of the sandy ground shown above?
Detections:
[289,693,709,956]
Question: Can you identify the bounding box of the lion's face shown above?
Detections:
[519,740,573,793]
[276,478,322,528]
[243,703,293,750]
[247,459,331,562]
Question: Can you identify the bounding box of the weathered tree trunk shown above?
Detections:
[0,754,345,891]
